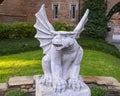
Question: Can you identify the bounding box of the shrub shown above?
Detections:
[4,89,28,96]
[53,22,75,31]
[80,0,107,39]
[90,86,107,96]
[0,22,75,40]
[0,22,36,39]
[11,22,36,39]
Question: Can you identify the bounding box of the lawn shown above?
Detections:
[0,49,120,83]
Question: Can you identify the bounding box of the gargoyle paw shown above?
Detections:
[53,79,67,93]
[39,75,52,86]
[68,78,84,91]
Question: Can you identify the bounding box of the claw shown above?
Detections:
[39,75,52,86]
[53,79,67,93]
[68,78,83,91]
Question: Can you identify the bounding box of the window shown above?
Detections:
[53,4,59,19]
[71,4,76,20]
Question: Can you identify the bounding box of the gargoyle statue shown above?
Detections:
[34,4,89,93]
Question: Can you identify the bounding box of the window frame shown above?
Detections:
[53,4,59,19]
[71,4,77,20]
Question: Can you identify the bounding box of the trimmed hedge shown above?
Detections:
[0,22,35,39]
[78,38,120,58]
[0,38,39,56]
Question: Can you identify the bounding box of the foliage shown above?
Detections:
[0,50,120,83]
[80,0,107,39]
[0,22,75,40]
[53,22,75,31]
[0,22,36,39]
[90,86,107,96]
[0,38,120,58]
[0,38,39,56]
[118,91,120,96]
[77,38,120,58]
[4,89,28,96]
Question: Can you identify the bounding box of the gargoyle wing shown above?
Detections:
[74,9,89,38]
[34,4,55,54]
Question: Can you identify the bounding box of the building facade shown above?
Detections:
[0,0,120,25]
[0,0,84,25]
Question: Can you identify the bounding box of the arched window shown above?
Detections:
[0,0,4,4]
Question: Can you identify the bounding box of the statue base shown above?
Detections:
[36,75,91,96]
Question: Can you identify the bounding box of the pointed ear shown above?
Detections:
[74,9,89,38]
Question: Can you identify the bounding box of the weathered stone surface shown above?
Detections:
[21,84,33,89]
[108,83,120,91]
[33,75,41,81]
[0,83,8,92]
[8,76,34,86]
[36,76,91,96]
[83,76,119,85]
[38,85,91,96]
[28,88,35,92]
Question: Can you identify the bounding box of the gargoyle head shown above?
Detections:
[52,31,75,50]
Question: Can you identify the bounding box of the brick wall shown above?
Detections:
[111,13,120,24]
[26,0,82,25]
[0,0,83,25]
[106,0,120,14]
[0,0,27,23]
[0,0,119,25]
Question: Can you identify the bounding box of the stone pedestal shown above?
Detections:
[36,76,91,96]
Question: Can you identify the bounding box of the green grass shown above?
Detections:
[90,86,107,96]
[81,50,120,81]
[0,50,43,82]
[4,89,28,96]
[0,49,120,83]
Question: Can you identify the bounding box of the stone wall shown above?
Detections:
[0,76,120,96]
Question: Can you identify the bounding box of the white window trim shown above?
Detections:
[70,3,78,21]
[52,3,60,20]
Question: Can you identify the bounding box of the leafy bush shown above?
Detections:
[0,22,75,40]
[0,22,35,39]
[53,22,75,31]
[80,0,107,39]
[90,86,107,96]
[4,89,28,96]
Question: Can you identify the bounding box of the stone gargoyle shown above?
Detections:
[34,4,90,95]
